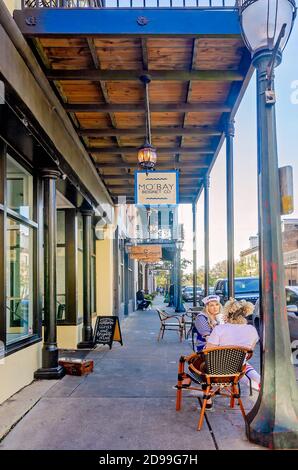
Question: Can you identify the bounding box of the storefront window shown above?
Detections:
[77,213,83,318]
[56,210,66,320]
[3,152,36,347]
[6,155,33,220]
[91,227,96,314]
[6,218,34,344]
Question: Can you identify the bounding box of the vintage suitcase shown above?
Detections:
[58,357,94,376]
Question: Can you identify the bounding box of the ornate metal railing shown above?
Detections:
[22,0,236,9]
[134,223,183,242]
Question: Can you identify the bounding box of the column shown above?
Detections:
[192,202,197,307]
[124,248,129,316]
[168,259,175,307]
[144,263,149,294]
[204,176,210,297]
[173,252,178,308]
[78,209,94,348]
[175,246,185,313]
[35,169,64,379]
[226,118,235,299]
[113,226,120,316]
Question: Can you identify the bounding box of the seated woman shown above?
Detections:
[194,294,223,352]
[136,289,151,310]
[205,298,260,392]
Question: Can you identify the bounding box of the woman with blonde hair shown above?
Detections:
[194,295,224,352]
[205,298,260,390]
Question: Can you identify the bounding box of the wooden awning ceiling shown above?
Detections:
[28,34,251,203]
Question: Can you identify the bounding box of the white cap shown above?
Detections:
[202,294,220,305]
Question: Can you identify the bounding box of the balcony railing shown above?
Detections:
[22,0,236,9]
[134,223,183,242]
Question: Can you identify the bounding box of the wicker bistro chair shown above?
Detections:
[175,346,253,430]
[156,308,184,342]
[182,307,203,349]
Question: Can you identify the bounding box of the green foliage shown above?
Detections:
[144,294,153,303]
[181,258,192,270]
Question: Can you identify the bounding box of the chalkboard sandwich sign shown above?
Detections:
[93,316,123,349]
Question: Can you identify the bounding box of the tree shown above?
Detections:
[209,260,227,286]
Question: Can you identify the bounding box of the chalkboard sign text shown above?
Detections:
[93,316,123,349]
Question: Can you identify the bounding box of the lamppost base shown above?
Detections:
[77,341,95,349]
[246,420,298,450]
[34,365,65,380]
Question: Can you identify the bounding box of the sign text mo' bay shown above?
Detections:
[135,170,179,205]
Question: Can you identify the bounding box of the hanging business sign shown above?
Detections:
[135,170,179,205]
[128,245,162,262]
[131,255,161,262]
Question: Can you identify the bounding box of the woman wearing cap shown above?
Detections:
[191,295,223,407]
[205,298,260,390]
[194,295,223,352]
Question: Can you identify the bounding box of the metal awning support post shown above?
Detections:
[34,169,64,379]
[173,252,178,308]
[192,202,197,307]
[124,249,129,316]
[168,261,175,307]
[144,263,149,294]
[78,208,94,348]
[226,118,235,299]
[204,176,210,297]
[175,243,185,313]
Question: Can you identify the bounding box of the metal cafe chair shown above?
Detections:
[175,346,253,431]
[182,307,203,350]
[156,308,184,342]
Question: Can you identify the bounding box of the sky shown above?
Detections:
[179,20,298,270]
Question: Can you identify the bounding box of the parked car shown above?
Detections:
[214,277,259,305]
[252,287,298,343]
[285,285,298,308]
[182,286,204,303]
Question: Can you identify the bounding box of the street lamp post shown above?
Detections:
[175,239,185,313]
[237,0,298,449]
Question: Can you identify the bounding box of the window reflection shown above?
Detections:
[56,211,66,320]
[6,218,33,344]
[77,213,83,318]
[7,155,33,219]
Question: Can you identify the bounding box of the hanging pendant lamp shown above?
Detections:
[138,75,157,171]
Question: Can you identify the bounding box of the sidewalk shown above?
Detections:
[0,296,265,450]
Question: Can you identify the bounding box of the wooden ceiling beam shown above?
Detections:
[47,69,244,81]
[89,146,213,155]
[86,38,125,162]
[66,103,231,113]
[96,162,209,169]
[108,186,198,193]
[107,181,201,186]
[141,38,149,72]
[79,127,222,137]
[180,38,200,153]
[100,174,204,180]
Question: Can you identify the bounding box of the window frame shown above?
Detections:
[0,141,41,356]
[90,224,97,316]
[76,211,84,322]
